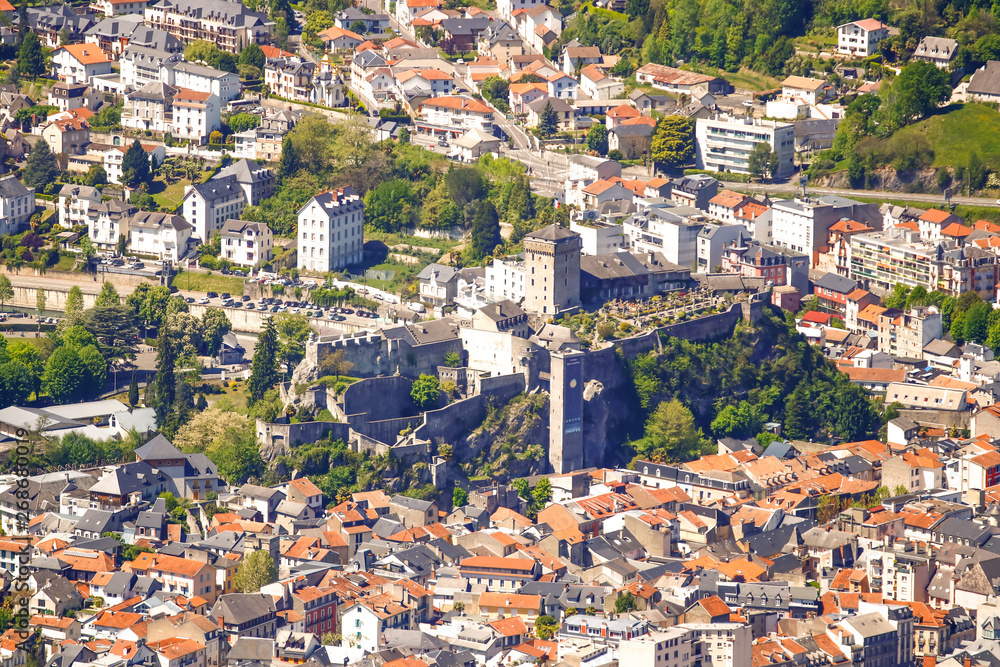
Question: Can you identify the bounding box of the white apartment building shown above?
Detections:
[414,96,494,141]
[120,46,182,89]
[182,174,247,243]
[695,114,795,179]
[837,19,890,57]
[129,211,193,261]
[675,624,751,667]
[619,628,693,667]
[163,62,240,104]
[144,0,274,53]
[50,43,114,85]
[89,200,137,251]
[564,154,622,205]
[485,256,526,303]
[214,159,276,206]
[57,184,102,229]
[171,88,221,145]
[570,219,627,255]
[297,187,364,273]
[771,195,880,262]
[0,175,36,236]
[220,219,273,268]
[623,203,708,268]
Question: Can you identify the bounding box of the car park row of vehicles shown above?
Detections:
[175,293,379,320]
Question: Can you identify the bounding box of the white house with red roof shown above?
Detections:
[51,44,114,85]
[837,19,890,56]
[394,69,455,98]
[415,95,494,140]
[395,0,440,28]
[171,89,221,144]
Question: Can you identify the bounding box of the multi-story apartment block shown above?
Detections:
[220,219,272,268]
[89,200,138,250]
[694,115,795,179]
[144,0,274,53]
[414,96,494,142]
[129,211,193,261]
[182,174,247,243]
[171,88,221,145]
[486,256,526,303]
[264,58,315,102]
[850,227,1000,298]
[90,0,149,17]
[772,195,881,263]
[215,159,275,206]
[297,187,364,273]
[623,203,708,269]
[877,307,943,357]
[57,184,102,230]
[864,543,933,602]
[165,61,240,103]
[0,175,35,236]
[720,240,808,292]
[120,46,183,89]
[837,19,890,57]
[523,225,581,317]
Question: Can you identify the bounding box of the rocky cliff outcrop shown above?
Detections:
[458,393,550,481]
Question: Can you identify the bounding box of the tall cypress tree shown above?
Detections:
[468,201,501,262]
[121,139,150,189]
[127,372,139,408]
[278,138,298,183]
[153,333,177,423]
[248,317,280,405]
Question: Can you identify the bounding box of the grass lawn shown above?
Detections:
[205,379,249,411]
[683,65,782,92]
[365,230,461,255]
[793,28,837,53]
[149,173,212,211]
[894,103,1000,170]
[52,253,77,272]
[170,271,246,296]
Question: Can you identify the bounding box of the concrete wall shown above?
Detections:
[898,408,970,430]
[310,330,463,379]
[340,375,414,421]
[413,373,526,448]
[256,419,351,454]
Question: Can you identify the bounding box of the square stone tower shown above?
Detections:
[523,224,582,317]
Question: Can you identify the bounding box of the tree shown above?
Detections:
[35,288,45,330]
[637,399,706,463]
[303,10,334,39]
[274,313,311,378]
[121,140,151,189]
[363,180,413,232]
[468,200,501,262]
[410,374,440,409]
[349,19,367,34]
[711,401,764,439]
[95,282,120,307]
[481,75,510,110]
[419,180,462,229]
[817,494,841,524]
[248,317,280,405]
[17,31,43,79]
[532,477,552,509]
[278,137,299,183]
[877,61,950,131]
[614,592,637,613]
[538,101,558,138]
[453,602,465,614]
[0,275,12,313]
[153,327,178,422]
[201,308,232,357]
[319,348,354,379]
[585,606,597,616]
[893,484,908,497]
[84,164,108,187]
[127,372,139,408]
[85,304,139,367]
[22,138,58,190]
[453,486,468,508]
[650,115,694,170]
[233,550,277,592]
[587,123,608,155]
[748,142,779,180]
[969,151,987,191]
[42,347,88,403]
[535,615,558,640]
[444,351,462,368]
[239,42,266,70]
[228,113,261,134]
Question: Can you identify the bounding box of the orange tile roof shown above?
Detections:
[479,592,541,608]
[829,219,873,234]
[920,208,954,224]
[709,190,748,209]
[940,222,972,238]
[423,96,491,114]
[697,594,732,617]
[461,556,536,572]
[56,44,112,65]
